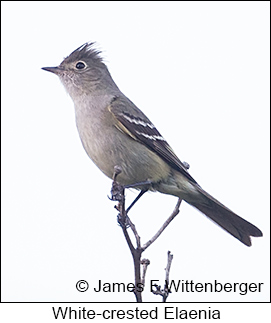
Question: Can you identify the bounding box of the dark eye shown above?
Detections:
[76,61,86,69]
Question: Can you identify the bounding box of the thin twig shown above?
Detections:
[165,251,173,284]
[163,251,174,302]
[111,171,142,302]
[152,251,174,302]
[110,167,182,302]
[127,216,141,249]
[142,198,182,251]
[118,197,142,302]
[140,258,150,287]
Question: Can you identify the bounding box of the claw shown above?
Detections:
[117,213,130,228]
[110,181,124,202]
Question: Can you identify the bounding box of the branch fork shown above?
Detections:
[110,165,182,302]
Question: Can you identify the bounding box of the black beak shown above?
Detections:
[41,66,62,74]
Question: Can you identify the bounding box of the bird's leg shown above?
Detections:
[126,189,148,214]
[124,180,152,213]
[123,164,188,211]
[109,169,151,225]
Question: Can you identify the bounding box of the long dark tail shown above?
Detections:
[186,187,263,246]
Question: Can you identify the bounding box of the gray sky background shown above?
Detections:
[2,1,270,306]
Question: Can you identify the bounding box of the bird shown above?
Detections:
[42,42,262,246]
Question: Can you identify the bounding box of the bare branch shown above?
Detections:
[152,251,174,302]
[163,251,174,302]
[127,216,141,249]
[142,198,182,251]
[165,250,173,284]
[110,168,143,302]
[141,258,150,287]
[109,167,182,302]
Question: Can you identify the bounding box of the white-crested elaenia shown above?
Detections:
[42,43,262,246]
